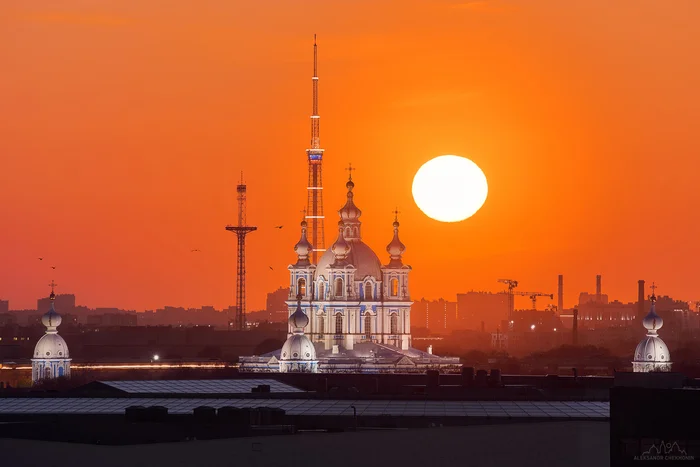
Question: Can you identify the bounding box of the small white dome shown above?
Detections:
[293,220,312,264]
[642,307,663,331]
[42,309,62,329]
[634,335,670,363]
[280,334,316,361]
[330,221,351,261]
[288,304,309,329]
[34,333,70,359]
[339,180,362,223]
[386,218,406,266]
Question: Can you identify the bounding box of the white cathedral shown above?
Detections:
[32,284,71,383]
[239,176,461,373]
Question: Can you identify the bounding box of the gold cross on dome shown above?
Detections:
[392,207,401,222]
[301,208,307,219]
[345,163,355,180]
[650,282,658,297]
[49,279,57,293]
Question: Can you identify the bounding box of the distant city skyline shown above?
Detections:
[2,1,700,311]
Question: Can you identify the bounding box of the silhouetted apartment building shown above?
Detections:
[578,292,609,305]
[0,300,8,315]
[37,294,75,314]
[456,292,508,331]
[0,313,16,326]
[410,298,456,334]
[508,309,563,333]
[138,306,228,327]
[87,313,138,327]
[576,301,637,329]
[263,287,290,323]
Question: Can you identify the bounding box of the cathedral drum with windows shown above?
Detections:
[240,175,460,373]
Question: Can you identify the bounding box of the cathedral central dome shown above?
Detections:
[314,240,383,281]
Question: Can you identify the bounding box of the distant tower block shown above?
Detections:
[557,274,564,313]
[226,174,257,331]
[637,280,645,319]
[305,34,326,264]
[596,274,602,301]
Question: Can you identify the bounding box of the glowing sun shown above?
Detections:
[412,155,488,223]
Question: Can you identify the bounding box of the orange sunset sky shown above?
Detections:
[1,0,699,312]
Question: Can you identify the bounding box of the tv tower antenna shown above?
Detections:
[225,172,257,330]
[305,34,326,263]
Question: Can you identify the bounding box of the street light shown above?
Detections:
[152,354,160,362]
[530,324,536,331]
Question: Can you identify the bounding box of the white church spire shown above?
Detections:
[32,280,71,384]
[632,282,672,373]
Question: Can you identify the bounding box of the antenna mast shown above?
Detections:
[226,174,257,331]
[305,34,326,263]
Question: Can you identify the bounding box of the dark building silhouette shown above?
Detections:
[411,298,456,334]
[0,299,8,314]
[37,294,75,314]
[456,292,508,331]
[263,287,289,323]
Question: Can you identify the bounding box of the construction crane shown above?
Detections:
[498,279,519,326]
[509,291,554,311]
[523,292,554,311]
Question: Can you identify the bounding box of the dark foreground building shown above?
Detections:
[1,371,698,466]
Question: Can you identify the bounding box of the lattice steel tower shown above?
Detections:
[225,174,257,330]
[305,34,325,263]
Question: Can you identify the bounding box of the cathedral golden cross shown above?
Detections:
[345,163,355,181]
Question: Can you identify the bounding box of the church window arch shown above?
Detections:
[58,367,64,377]
[365,315,372,340]
[45,367,51,379]
[318,282,325,300]
[297,278,307,297]
[391,278,399,297]
[335,314,343,334]
[318,315,325,336]
[364,282,373,301]
[335,278,344,297]
[390,314,398,335]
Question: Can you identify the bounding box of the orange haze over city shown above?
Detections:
[1,0,699,312]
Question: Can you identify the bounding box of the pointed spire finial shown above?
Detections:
[345,163,355,181]
[650,282,657,302]
[49,279,57,300]
[392,207,401,223]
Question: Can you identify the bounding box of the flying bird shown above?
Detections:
[274,225,283,229]
[191,249,201,252]
[38,257,43,261]
[51,266,56,270]
[269,266,274,271]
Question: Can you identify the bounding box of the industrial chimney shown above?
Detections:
[572,307,579,346]
[596,275,602,302]
[558,275,564,313]
[638,280,645,318]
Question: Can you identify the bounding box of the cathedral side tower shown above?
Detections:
[381,210,413,350]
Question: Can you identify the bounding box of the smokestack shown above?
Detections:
[638,280,645,318]
[558,275,564,313]
[596,275,602,301]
